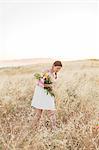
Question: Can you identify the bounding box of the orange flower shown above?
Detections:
[43,72,49,79]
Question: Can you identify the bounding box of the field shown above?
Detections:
[0,59,99,150]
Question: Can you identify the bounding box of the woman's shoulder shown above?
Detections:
[42,68,50,74]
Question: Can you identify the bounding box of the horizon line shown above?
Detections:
[0,57,99,62]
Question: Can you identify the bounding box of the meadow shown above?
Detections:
[0,59,99,150]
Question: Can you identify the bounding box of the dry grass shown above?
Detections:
[0,59,99,150]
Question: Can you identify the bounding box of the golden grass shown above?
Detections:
[0,60,99,150]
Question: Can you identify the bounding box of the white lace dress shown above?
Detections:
[31,69,57,110]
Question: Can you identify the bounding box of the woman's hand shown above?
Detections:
[44,84,52,88]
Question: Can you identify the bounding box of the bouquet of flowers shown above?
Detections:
[34,72,55,97]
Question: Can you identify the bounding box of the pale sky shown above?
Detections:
[0,0,99,60]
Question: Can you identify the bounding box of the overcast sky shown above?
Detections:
[0,0,98,60]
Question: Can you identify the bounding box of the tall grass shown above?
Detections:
[0,60,99,150]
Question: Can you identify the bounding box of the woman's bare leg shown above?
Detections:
[47,110,57,130]
[32,108,43,130]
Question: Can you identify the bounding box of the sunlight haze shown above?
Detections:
[0,0,98,60]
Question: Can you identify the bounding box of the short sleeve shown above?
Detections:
[42,68,49,74]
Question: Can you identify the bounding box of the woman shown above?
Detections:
[31,60,62,132]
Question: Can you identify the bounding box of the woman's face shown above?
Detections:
[53,66,62,73]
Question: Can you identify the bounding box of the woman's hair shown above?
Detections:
[53,60,62,67]
[53,60,62,79]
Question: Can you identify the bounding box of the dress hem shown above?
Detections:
[31,105,56,111]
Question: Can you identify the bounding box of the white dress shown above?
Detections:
[31,69,57,110]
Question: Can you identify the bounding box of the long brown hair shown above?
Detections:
[53,61,62,79]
